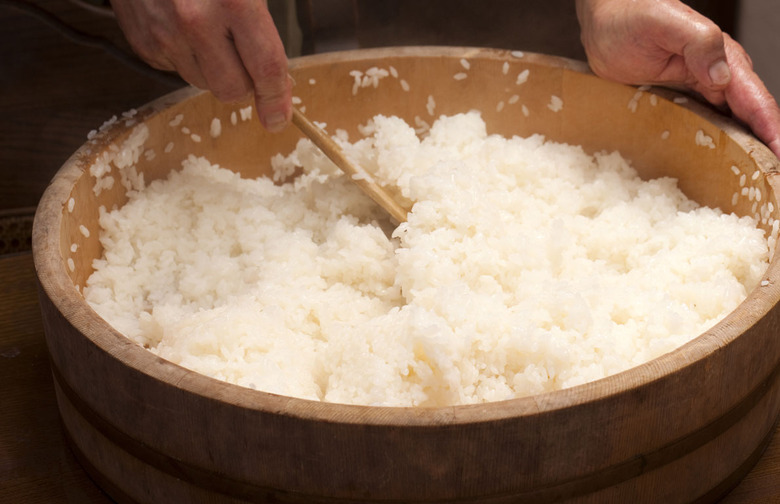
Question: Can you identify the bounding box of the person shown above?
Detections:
[109,0,780,158]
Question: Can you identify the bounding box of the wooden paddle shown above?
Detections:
[291,107,409,223]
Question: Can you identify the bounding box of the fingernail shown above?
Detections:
[261,112,288,133]
[709,60,731,86]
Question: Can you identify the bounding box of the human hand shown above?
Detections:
[111,0,292,132]
[576,0,780,158]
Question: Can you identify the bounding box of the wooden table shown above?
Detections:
[1,251,778,503]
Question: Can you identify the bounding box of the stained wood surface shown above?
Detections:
[1,255,778,502]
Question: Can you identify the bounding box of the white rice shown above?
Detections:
[350,68,391,94]
[516,69,530,85]
[426,95,436,116]
[210,118,222,139]
[85,112,769,407]
[169,114,184,127]
[239,106,253,121]
[548,95,563,112]
[696,130,716,149]
[364,67,390,88]
[628,90,643,113]
[350,70,363,95]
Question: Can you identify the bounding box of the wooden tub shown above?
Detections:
[32,47,780,503]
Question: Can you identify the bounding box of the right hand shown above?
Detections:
[111,0,292,132]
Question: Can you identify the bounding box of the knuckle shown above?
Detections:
[259,58,288,82]
[212,81,252,103]
[254,77,289,105]
[257,49,289,80]
[692,18,724,50]
[250,55,290,101]
[172,1,207,31]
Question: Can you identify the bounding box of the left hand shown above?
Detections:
[576,0,780,158]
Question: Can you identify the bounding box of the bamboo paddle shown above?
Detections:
[291,107,409,223]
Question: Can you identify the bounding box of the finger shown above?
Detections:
[650,1,730,90]
[186,24,255,103]
[231,5,292,132]
[722,36,780,158]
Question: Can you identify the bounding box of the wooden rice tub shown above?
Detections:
[33,47,780,503]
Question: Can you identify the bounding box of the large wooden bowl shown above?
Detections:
[33,47,780,503]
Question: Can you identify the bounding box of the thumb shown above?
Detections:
[677,16,731,90]
[254,72,292,133]
[649,0,732,91]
